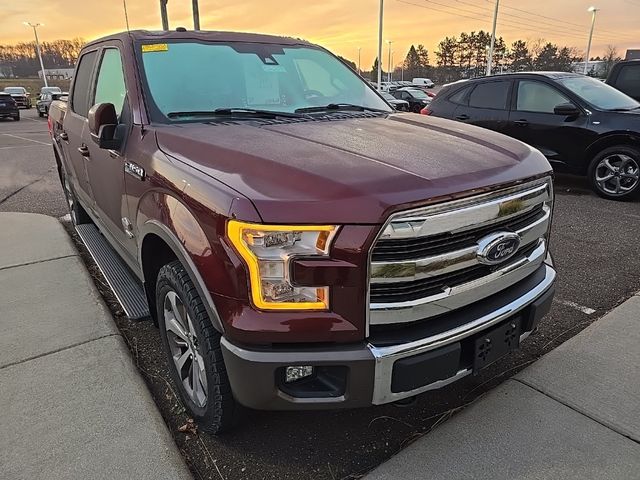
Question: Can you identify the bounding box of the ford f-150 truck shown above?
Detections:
[49,30,556,434]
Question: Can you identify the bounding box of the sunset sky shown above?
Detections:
[2,0,638,67]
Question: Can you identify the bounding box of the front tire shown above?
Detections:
[588,146,640,201]
[156,261,237,434]
[13,114,20,121]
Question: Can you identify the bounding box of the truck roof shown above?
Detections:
[85,29,314,48]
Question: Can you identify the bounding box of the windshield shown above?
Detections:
[381,92,395,101]
[406,89,429,99]
[4,87,25,94]
[139,41,391,120]
[557,76,640,111]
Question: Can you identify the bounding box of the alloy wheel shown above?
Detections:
[63,175,77,224]
[163,291,208,408]
[594,154,640,197]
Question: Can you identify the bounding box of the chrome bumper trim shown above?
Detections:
[369,263,556,405]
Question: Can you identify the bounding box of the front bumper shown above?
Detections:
[13,98,29,108]
[221,263,556,410]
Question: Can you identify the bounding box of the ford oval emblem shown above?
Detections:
[476,232,521,265]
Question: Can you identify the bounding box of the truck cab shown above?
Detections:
[606,60,640,102]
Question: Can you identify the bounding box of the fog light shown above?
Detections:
[285,366,314,383]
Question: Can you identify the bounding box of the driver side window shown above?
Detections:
[94,48,127,117]
[516,80,569,114]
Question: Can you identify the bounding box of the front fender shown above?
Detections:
[137,212,226,334]
[584,131,640,171]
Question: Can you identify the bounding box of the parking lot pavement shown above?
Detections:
[0,108,67,217]
[0,213,192,480]
[365,293,640,480]
[1,109,640,480]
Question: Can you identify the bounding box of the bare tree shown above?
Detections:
[602,45,622,78]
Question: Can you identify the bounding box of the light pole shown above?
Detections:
[377,0,384,89]
[160,0,169,30]
[192,0,200,30]
[24,22,48,88]
[584,6,599,75]
[358,47,361,75]
[387,40,392,82]
[486,0,500,76]
[390,51,395,82]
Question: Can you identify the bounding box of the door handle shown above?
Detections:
[59,132,69,142]
[514,119,529,127]
[456,114,470,120]
[77,145,91,158]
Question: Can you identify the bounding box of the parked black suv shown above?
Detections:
[391,87,432,113]
[426,72,640,200]
[606,60,640,102]
[0,93,20,121]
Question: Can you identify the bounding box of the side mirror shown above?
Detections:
[88,103,121,150]
[553,102,581,117]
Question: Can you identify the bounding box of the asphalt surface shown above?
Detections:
[2,107,640,480]
[0,110,67,216]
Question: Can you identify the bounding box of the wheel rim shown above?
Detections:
[63,175,77,224]
[595,154,640,196]
[163,291,208,408]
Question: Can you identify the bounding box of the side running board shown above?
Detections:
[75,224,150,321]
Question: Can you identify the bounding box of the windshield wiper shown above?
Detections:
[294,103,388,113]
[167,108,304,119]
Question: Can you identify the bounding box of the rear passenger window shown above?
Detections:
[468,81,510,110]
[616,65,640,99]
[449,86,471,105]
[71,50,98,117]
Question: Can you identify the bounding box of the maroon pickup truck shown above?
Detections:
[49,30,556,433]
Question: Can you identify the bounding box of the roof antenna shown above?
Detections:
[123,0,131,32]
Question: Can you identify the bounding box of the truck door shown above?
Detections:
[62,49,99,206]
[83,45,136,260]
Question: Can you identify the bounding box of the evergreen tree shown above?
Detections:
[370,57,380,81]
[509,40,532,71]
[416,44,430,76]
[403,45,421,79]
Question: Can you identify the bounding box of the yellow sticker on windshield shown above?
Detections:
[142,43,169,53]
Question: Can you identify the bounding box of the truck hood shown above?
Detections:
[155,114,551,224]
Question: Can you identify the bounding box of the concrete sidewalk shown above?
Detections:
[366,292,640,480]
[0,213,191,480]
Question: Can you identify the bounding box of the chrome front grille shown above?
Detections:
[371,205,545,262]
[370,241,539,304]
[369,179,553,326]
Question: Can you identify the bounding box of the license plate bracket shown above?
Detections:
[473,318,521,372]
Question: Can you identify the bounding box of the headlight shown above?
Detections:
[227,221,337,310]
